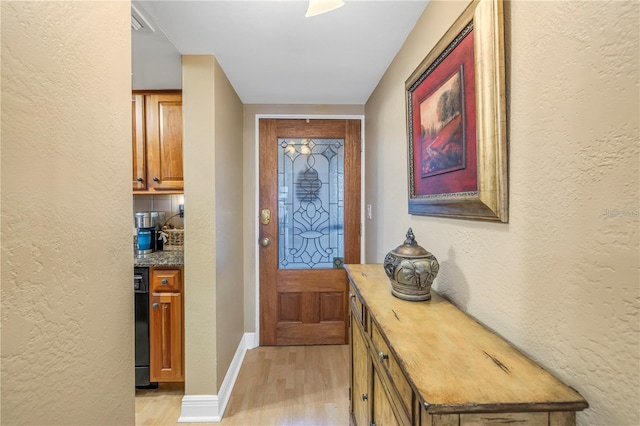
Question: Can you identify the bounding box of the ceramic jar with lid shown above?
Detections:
[383,228,439,301]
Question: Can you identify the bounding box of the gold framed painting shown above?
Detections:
[406,0,508,222]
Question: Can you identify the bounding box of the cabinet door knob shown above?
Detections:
[161,279,169,285]
[153,176,160,182]
[152,303,159,309]
[136,177,143,182]
[361,393,368,401]
[378,351,389,361]
[260,237,271,247]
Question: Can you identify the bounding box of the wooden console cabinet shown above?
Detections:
[149,267,184,382]
[346,264,588,426]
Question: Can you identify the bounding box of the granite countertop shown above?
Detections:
[134,250,184,267]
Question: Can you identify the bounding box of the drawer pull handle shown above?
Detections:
[152,303,159,309]
[361,393,368,401]
[378,351,389,361]
[161,279,169,285]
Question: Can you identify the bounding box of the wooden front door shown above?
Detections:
[259,118,361,346]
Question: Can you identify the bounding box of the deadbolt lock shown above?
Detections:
[260,208,271,225]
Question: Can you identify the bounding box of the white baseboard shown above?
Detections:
[178,332,257,423]
[178,395,220,423]
[243,331,258,350]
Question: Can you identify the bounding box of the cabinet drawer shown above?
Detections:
[151,268,182,292]
[372,321,413,418]
[349,282,364,327]
[426,412,554,426]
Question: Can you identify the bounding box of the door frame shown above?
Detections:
[253,114,366,345]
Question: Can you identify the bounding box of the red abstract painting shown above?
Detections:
[409,29,477,197]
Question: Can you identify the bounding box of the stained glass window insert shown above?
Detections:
[278,138,344,269]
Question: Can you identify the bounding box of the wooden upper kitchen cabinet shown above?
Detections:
[132,91,184,193]
[149,267,184,382]
[345,264,588,426]
[132,94,147,191]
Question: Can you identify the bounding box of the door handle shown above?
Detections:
[260,237,271,247]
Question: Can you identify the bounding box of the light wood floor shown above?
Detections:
[136,345,350,425]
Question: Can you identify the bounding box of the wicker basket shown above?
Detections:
[163,228,184,251]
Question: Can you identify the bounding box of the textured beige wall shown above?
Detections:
[1,2,134,425]
[182,55,218,394]
[182,55,244,394]
[242,104,364,332]
[0,3,3,421]
[213,58,244,390]
[365,1,639,425]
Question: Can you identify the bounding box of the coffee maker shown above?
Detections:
[135,212,165,256]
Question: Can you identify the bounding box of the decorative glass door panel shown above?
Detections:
[278,138,344,269]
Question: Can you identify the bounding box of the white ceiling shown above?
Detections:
[132,0,428,104]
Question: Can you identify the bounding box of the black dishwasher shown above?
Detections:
[134,267,157,389]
